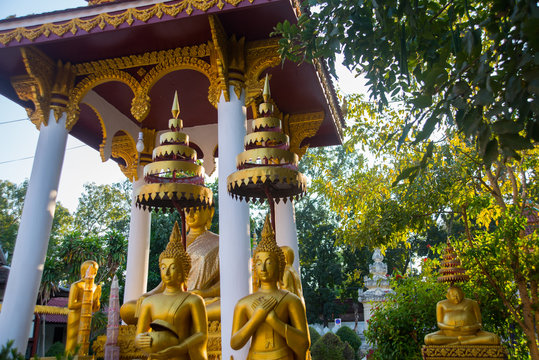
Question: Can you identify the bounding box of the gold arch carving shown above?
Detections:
[67,70,140,129]
[139,56,216,112]
[245,40,281,105]
[109,131,139,181]
[83,102,108,162]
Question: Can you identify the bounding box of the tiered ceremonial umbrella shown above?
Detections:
[438,240,470,285]
[227,75,307,230]
[135,92,213,248]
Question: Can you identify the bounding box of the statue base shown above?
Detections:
[93,322,222,359]
[422,345,507,360]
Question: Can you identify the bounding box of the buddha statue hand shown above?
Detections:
[135,332,153,351]
[251,296,277,319]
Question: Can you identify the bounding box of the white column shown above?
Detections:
[0,111,68,352]
[218,87,251,360]
[123,170,152,303]
[275,200,300,269]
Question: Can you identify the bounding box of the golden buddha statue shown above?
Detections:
[230,217,310,360]
[424,286,500,346]
[121,207,220,323]
[66,260,101,355]
[135,222,208,360]
[279,246,303,299]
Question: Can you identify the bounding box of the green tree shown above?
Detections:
[274,0,538,163]
[72,181,132,236]
[304,95,538,356]
[0,180,27,259]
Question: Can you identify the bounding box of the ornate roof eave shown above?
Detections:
[313,58,345,142]
[0,0,275,47]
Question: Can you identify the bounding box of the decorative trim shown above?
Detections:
[245,39,281,105]
[208,15,246,103]
[109,133,139,180]
[313,58,344,139]
[73,43,211,75]
[422,345,508,359]
[0,0,249,46]
[0,304,68,315]
[283,111,324,159]
[12,47,78,130]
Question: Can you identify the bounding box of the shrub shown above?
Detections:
[0,341,24,360]
[342,341,356,360]
[336,326,361,353]
[309,326,321,346]
[45,342,65,357]
[311,332,348,360]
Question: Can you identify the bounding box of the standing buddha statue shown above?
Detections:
[230,216,310,360]
[279,246,303,300]
[65,260,101,355]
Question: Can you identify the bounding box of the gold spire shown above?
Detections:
[171,91,180,120]
[261,214,275,242]
[263,74,271,103]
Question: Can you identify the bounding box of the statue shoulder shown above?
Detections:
[186,292,205,305]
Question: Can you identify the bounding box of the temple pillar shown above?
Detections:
[123,170,152,304]
[275,200,300,270]
[218,87,251,360]
[0,110,69,352]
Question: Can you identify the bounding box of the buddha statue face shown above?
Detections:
[254,252,280,282]
[186,207,214,230]
[80,260,98,279]
[447,286,464,304]
[160,257,184,287]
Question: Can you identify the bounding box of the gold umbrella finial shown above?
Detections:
[171,91,180,119]
[263,74,271,103]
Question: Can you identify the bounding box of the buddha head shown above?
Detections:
[447,286,464,304]
[280,246,294,266]
[159,222,191,289]
[80,260,98,279]
[186,206,214,232]
[253,216,286,284]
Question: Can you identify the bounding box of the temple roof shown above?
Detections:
[0,0,343,167]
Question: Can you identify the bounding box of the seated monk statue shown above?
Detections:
[279,246,303,299]
[425,286,500,346]
[231,217,310,360]
[135,222,208,360]
[121,207,220,323]
[65,260,101,355]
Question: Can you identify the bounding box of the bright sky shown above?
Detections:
[0,1,365,213]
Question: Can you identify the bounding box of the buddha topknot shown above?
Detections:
[159,221,191,280]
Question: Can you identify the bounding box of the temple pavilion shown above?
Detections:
[0,0,343,358]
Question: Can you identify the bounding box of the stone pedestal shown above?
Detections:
[422,345,508,359]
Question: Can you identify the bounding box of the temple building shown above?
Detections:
[0,0,343,358]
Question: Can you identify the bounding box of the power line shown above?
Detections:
[0,118,30,125]
[0,145,87,165]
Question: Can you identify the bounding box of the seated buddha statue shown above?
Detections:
[65,260,101,355]
[424,286,500,346]
[279,246,303,299]
[135,222,208,360]
[121,207,220,323]
[231,217,310,360]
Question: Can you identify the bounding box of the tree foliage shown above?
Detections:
[304,94,538,357]
[274,0,539,164]
[72,181,132,236]
[0,180,27,258]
